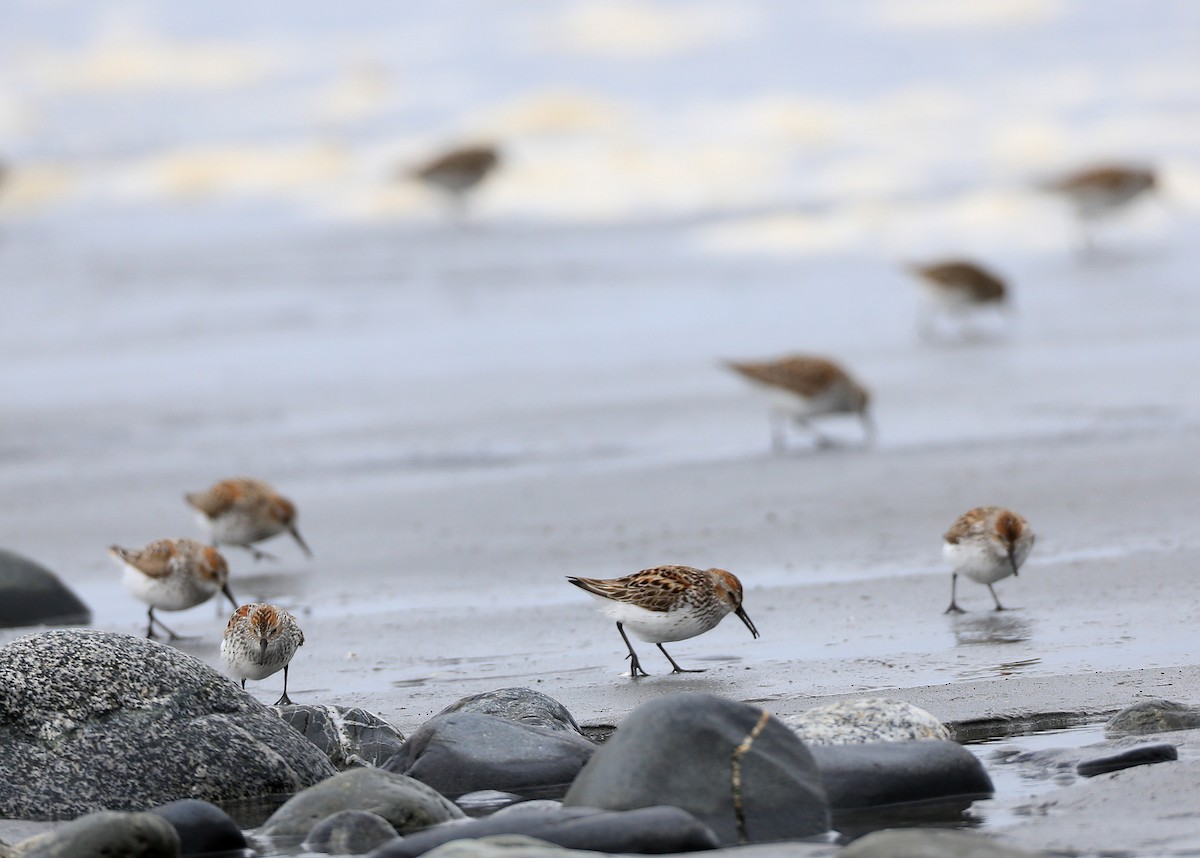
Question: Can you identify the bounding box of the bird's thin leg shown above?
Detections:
[944,573,966,614]
[658,643,705,674]
[616,623,650,677]
[241,678,247,690]
[245,545,278,562]
[795,418,837,449]
[274,665,294,705]
[988,584,1008,611]
[148,608,184,640]
[769,409,787,454]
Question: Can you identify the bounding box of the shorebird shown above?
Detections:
[109,538,238,639]
[221,603,305,705]
[185,477,311,561]
[408,144,500,216]
[1044,164,1156,251]
[726,354,873,452]
[906,259,1009,340]
[568,565,759,677]
[943,506,1035,613]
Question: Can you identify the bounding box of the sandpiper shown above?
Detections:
[1044,164,1156,251]
[727,354,873,451]
[186,477,311,561]
[907,259,1009,339]
[109,537,237,639]
[943,506,1035,613]
[408,143,500,215]
[221,603,305,705]
[568,565,759,677]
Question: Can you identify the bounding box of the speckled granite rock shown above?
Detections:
[1105,699,1200,736]
[13,811,180,858]
[383,713,595,799]
[0,548,90,629]
[257,767,463,842]
[783,698,950,745]
[562,693,829,845]
[277,704,406,768]
[436,688,583,735]
[0,629,336,820]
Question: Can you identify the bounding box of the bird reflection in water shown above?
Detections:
[951,611,1033,646]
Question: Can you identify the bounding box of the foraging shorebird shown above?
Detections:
[109,538,238,639]
[727,354,873,452]
[568,565,759,677]
[221,603,305,705]
[1044,164,1157,251]
[907,259,1010,340]
[943,506,1035,613]
[408,144,500,216]
[186,477,311,561]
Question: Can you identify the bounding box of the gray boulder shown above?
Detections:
[1106,699,1200,736]
[147,799,246,856]
[303,809,399,854]
[257,766,463,842]
[0,548,90,629]
[277,704,407,768]
[436,688,583,735]
[383,713,595,799]
[14,811,180,858]
[783,698,950,745]
[810,740,993,810]
[562,693,829,845]
[0,629,336,819]
[370,804,719,858]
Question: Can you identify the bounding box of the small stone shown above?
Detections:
[436,688,583,735]
[783,698,950,745]
[15,811,180,858]
[455,791,523,814]
[257,766,463,841]
[1105,700,1200,737]
[276,704,406,768]
[302,809,398,854]
[148,799,246,855]
[1076,743,1178,777]
[383,712,595,799]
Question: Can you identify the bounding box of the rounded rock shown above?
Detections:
[784,698,951,745]
[16,810,180,858]
[0,629,336,819]
[436,688,583,735]
[257,766,463,842]
[562,693,829,845]
[1106,700,1200,737]
[302,809,398,854]
[383,712,595,800]
[276,704,406,769]
[148,798,246,856]
[0,548,90,629]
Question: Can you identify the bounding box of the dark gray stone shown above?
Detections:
[16,810,180,858]
[277,704,406,768]
[0,628,336,820]
[370,804,718,858]
[1076,742,1178,777]
[383,712,595,800]
[562,693,829,845]
[1105,699,1200,736]
[258,767,463,841]
[149,799,246,855]
[436,688,583,735]
[303,809,399,854]
[0,548,90,629]
[840,828,1046,858]
[810,740,993,809]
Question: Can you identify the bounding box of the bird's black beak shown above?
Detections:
[290,526,313,558]
[222,584,239,610]
[259,638,269,659]
[736,605,760,639]
[1009,549,1019,578]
